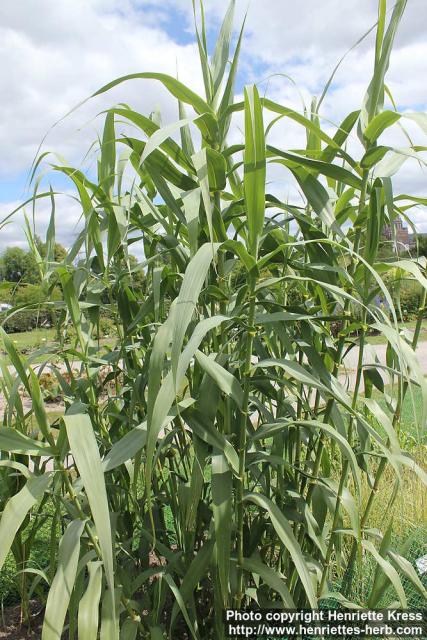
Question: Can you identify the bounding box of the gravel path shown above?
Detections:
[1,342,426,413]
[341,340,427,391]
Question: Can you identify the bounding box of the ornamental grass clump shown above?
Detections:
[0,0,426,637]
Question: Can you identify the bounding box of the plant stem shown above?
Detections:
[235,277,257,608]
[318,323,366,595]
[343,286,427,592]
[300,173,369,582]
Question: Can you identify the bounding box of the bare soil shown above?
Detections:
[0,602,43,640]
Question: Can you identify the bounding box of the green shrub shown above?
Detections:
[0,285,62,332]
[0,281,16,305]
[1,308,54,333]
[39,372,63,402]
[393,280,423,319]
[14,283,46,306]
[95,314,115,339]
[382,271,423,320]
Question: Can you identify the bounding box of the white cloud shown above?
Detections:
[0,193,83,249]
[180,0,426,64]
[0,0,204,176]
[0,0,426,252]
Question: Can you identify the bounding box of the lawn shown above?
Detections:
[0,327,116,365]
[371,383,426,443]
[0,328,57,352]
[0,410,63,607]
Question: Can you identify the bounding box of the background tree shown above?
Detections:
[417,234,427,258]
[127,254,146,293]
[0,247,39,283]
[35,235,67,262]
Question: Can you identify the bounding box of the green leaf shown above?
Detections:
[0,428,55,456]
[120,619,138,640]
[111,106,193,171]
[212,451,232,606]
[218,16,245,140]
[141,117,197,165]
[256,419,360,495]
[361,397,400,453]
[244,493,318,607]
[244,85,266,256]
[373,321,427,427]
[206,147,227,191]
[363,110,401,143]
[255,311,313,324]
[364,180,383,265]
[29,369,53,443]
[192,0,213,103]
[183,188,201,258]
[103,399,194,473]
[361,0,407,129]
[373,148,424,178]
[361,145,390,169]
[211,0,235,99]
[0,192,61,231]
[254,358,351,408]
[64,415,115,606]
[170,539,214,631]
[261,98,341,149]
[126,137,197,192]
[0,460,32,479]
[0,474,51,572]
[100,111,116,197]
[389,259,427,291]
[291,167,339,233]
[242,554,296,607]
[78,561,103,640]
[45,187,56,267]
[0,328,31,394]
[170,243,220,384]
[42,519,85,640]
[100,587,120,640]
[186,409,239,474]
[195,350,243,409]
[363,539,407,608]
[269,148,362,190]
[221,239,257,273]
[389,453,427,486]
[178,100,196,159]
[146,314,229,500]
[404,112,427,135]
[94,72,213,118]
[321,480,361,544]
[147,306,176,432]
[60,270,87,351]
[192,149,214,242]
[388,550,427,601]
[320,111,360,164]
[163,574,198,640]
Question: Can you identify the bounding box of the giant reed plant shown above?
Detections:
[1,0,427,637]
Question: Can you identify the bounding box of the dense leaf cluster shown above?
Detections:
[0,1,426,637]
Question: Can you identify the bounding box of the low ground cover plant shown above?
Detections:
[0,1,426,638]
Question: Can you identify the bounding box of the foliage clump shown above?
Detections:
[0,1,426,637]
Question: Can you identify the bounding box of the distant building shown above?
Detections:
[382,217,415,250]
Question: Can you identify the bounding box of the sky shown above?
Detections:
[0,0,426,253]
